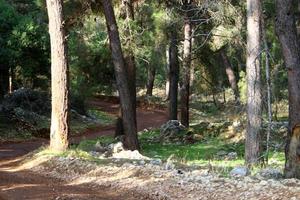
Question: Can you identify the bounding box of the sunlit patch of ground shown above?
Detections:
[20,148,300,200]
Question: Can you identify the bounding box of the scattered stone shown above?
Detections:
[160,120,185,140]
[216,150,228,157]
[94,141,106,153]
[230,166,249,177]
[32,155,300,200]
[139,160,146,165]
[259,180,268,186]
[165,155,176,170]
[226,152,238,160]
[150,159,162,165]
[258,168,283,179]
[113,150,150,160]
[281,178,300,187]
[108,142,125,154]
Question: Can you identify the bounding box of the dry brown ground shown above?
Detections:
[0,97,168,200]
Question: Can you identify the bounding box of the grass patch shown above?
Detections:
[36,146,105,164]
[70,126,285,175]
[140,129,245,167]
[87,109,116,125]
[76,136,116,152]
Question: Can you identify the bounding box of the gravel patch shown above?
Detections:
[31,155,300,200]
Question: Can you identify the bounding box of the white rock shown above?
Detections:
[109,142,124,154]
[113,150,150,160]
[150,159,162,165]
[230,167,249,177]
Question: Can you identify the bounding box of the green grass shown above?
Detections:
[30,122,286,177]
[36,145,107,164]
[87,109,116,125]
[139,129,245,167]
[68,125,285,176]
[76,136,116,152]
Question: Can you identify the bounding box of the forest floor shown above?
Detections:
[0,97,168,200]
[0,97,299,200]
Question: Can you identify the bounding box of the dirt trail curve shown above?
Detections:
[0,98,168,200]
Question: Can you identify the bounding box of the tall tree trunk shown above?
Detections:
[169,28,179,120]
[180,6,192,127]
[46,0,69,151]
[9,67,13,94]
[102,0,140,151]
[275,0,300,178]
[190,30,195,89]
[146,64,156,96]
[220,48,239,103]
[122,0,137,128]
[165,45,170,100]
[262,16,272,164]
[245,0,262,166]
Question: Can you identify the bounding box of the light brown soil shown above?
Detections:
[0,98,168,200]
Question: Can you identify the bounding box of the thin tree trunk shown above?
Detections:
[275,0,300,178]
[102,0,140,151]
[146,64,156,96]
[190,32,195,89]
[180,6,192,127]
[262,16,272,164]
[169,28,179,120]
[46,0,69,151]
[9,67,13,94]
[220,48,239,103]
[245,0,262,166]
[165,45,170,100]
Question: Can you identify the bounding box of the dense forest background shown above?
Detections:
[0,0,287,103]
[1,0,300,180]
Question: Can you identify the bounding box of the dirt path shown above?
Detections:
[0,98,168,200]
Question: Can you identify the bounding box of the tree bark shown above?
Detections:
[220,48,239,103]
[262,16,272,164]
[169,28,179,120]
[46,0,69,151]
[180,6,192,127]
[9,67,13,94]
[102,0,140,151]
[122,0,137,128]
[275,0,300,178]
[146,64,156,96]
[245,0,262,166]
[165,45,170,100]
[190,31,195,89]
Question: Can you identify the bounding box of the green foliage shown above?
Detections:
[0,0,19,68]
[68,15,114,97]
[0,0,50,89]
[238,71,247,104]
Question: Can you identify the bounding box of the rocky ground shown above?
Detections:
[30,152,300,200]
[0,95,297,200]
